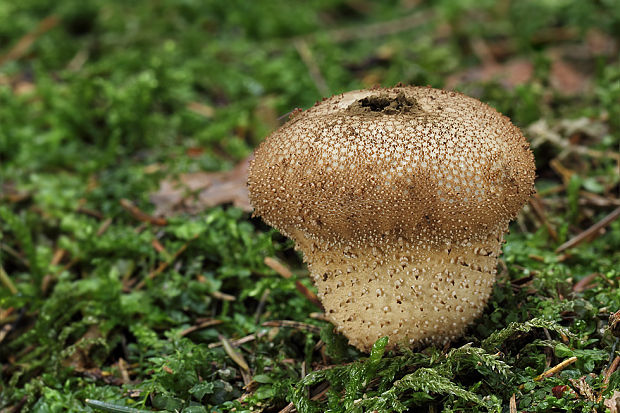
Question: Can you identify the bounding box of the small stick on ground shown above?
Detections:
[309,312,329,322]
[573,273,601,293]
[133,237,195,290]
[310,382,331,401]
[76,206,104,220]
[120,198,167,226]
[278,402,296,413]
[509,394,517,413]
[264,257,294,278]
[262,320,321,334]
[0,243,29,268]
[534,356,578,381]
[580,191,620,207]
[556,206,620,253]
[210,290,236,301]
[599,355,620,402]
[264,257,322,308]
[41,248,67,294]
[179,319,223,337]
[96,218,113,236]
[7,395,28,413]
[606,356,620,382]
[0,15,59,66]
[151,239,170,257]
[208,332,264,349]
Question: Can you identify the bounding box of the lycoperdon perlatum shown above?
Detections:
[248,85,535,352]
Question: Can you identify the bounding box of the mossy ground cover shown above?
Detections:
[0,1,619,412]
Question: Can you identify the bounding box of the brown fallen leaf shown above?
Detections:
[549,58,589,95]
[150,156,252,217]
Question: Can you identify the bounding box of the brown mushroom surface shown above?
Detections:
[248,86,535,352]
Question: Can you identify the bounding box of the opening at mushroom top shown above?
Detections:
[347,91,421,115]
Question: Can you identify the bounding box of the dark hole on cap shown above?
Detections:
[348,91,420,115]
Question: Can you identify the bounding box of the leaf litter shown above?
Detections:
[150,156,253,217]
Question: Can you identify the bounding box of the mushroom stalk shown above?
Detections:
[294,227,505,351]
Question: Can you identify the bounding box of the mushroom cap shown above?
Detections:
[248,86,535,246]
[248,86,535,351]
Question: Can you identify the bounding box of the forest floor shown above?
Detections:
[1,1,619,412]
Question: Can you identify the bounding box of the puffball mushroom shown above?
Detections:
[248,86,535,352]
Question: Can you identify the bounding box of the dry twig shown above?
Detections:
[120,199,167,226]
[208,332,264,349]
[262,320,321,334]
[605,356,620,384]
[96,218,113,236]
[0,16,59,66]
[179,319,223,337]
[534,356,578,381]
[572,273,601,293]
[133,236,196,290]
[598,354,620,404]
[210,290,236,301]
[264,257,322,308]
[529,195,558,241]
[556,206,620,253]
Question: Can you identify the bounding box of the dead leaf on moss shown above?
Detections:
[150,156,252,217]
[549,58,589,95]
